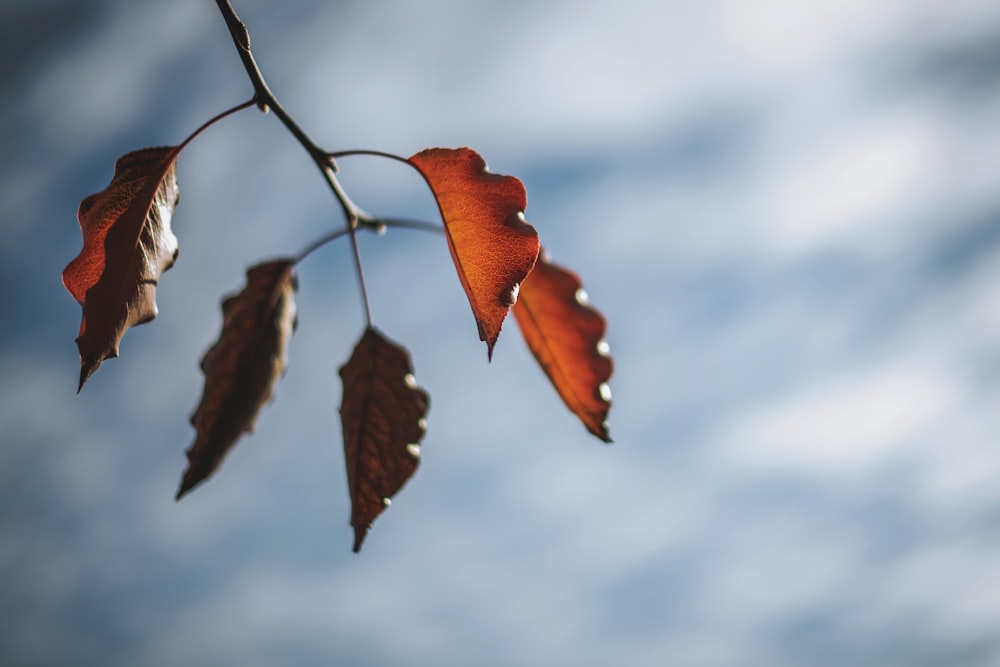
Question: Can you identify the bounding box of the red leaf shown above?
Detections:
[177,260,298,500]
[62,146,182,390]
[408,147,539,359]
[340,327,429,552]
[513,251,613,441]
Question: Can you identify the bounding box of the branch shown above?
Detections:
[214,0,372,319]
[214,2,329,163]
[327,151,448,237]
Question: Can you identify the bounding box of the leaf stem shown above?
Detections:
[291,228,349,266]
[366,216,444,236]
[327,148,411,165]
[179,98,255,150]
[290,215,411,268]
[326,150,447,237]
[349,227,373,327]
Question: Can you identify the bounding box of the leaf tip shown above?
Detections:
[477,319,500,361]
[175,476,194,502]
[592,383,613,442]
[175,455,204,501]
[352,527,367,553]
[77,356,102,392]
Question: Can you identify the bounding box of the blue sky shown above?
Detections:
[4,0,1000,665]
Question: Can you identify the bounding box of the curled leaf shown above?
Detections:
[177,260,298,500]
[63,146,182,390]
[513,251,613,441]
[340,327,429,552]
[408,147,539,359]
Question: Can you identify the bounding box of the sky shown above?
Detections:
[3,0,1000,665]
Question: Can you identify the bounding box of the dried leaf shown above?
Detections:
[177,260,298,500]
[340,327,429,552]
[409,147,539,359]
[513,251,613,441]
[62,146,182,390]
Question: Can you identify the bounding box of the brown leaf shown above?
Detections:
[62,146,182,390]
[513,251,613,441]
[408,147,540,359]
[340,327,429,552]
[177,260,298,500]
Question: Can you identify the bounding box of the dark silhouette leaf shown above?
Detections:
[408,147,539,359]
[62,146,182,390]
[340,327,429,552]
[513,251,613,441]
[177,260,298,500]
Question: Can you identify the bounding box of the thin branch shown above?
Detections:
[291,214,422,268]
[214,0,349,207]
[213,0,267,109]
[214,0,378,320]
[318,164,374,322]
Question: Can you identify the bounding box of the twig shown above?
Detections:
[214,0,373,319]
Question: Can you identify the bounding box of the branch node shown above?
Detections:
[236,24,251,51]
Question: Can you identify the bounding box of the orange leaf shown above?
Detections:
[340,327,429,552]
[408,147,539,359]
[513,251,613,441]
[177,260,298,500]
[62,146,182,390]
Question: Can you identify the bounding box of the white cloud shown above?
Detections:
[23,1,215,152]
[759,109,941,255]
[693,508,863,633]
[722,361,960,475]
[881,540,1000,640]
[7,0,1000,665]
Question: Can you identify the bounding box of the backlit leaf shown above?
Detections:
[513,251,613,441]
[340,327,429,552]
[177,260,298,500]
[408,147,539,359]
[63,146,182,390]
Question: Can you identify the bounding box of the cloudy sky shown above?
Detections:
[4,0,1000,665]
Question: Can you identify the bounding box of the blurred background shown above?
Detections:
[3,0,1000,665]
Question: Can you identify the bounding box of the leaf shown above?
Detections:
[340,327,429,552]
[513,251,613,442]
[177,260,298,500]
[408,147,539,359]
[62,146,182,390]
